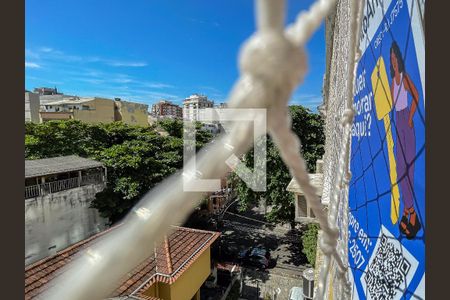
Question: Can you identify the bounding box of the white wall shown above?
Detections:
[25,183,107,265]
[25,92,40,123]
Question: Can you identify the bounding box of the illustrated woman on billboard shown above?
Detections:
[389,41,421,239]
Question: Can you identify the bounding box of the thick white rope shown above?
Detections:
[40,1,358,299]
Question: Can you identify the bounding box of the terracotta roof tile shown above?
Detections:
[25,225,220,299]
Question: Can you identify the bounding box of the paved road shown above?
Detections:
[215,205,311,299]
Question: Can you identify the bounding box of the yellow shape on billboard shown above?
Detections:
[371,56,401,224]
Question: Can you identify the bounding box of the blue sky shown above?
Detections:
[25,0,326,111]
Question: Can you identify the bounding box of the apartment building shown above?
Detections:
[39,97,149,126]
[151,100,183,119]
[182,94,214,121]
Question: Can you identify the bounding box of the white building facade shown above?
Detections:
[182,94,214,121]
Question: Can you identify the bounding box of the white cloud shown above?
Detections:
[113,78,134,84]
[25,62,41,69]
[290,93,323,111]
[72,77,105,85]
[39,47,54,53]
[141,82,173,89]
[27,46,148,68]
[106,61,148,67]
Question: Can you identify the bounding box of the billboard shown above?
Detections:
[348,0,425,299]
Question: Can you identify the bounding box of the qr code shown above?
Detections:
[364,234,411,300]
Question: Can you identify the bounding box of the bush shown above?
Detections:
[302,223,320,267]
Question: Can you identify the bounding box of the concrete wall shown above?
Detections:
[73,98,115,123]
[25,92,40,123]
[115,100,149,126]
[40,111,72,121]
[25,183,107,266]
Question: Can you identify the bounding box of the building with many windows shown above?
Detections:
[182,94,214,121]
[39,97,149,126]
[151,100,183,119]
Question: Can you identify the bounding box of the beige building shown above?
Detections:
[40,97,149,126]
[286,159,324,222]
[114,99,149,126]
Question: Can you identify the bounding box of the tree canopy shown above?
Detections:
[25,105,323,225]
[25,120,210,223]
[233,105,325,225]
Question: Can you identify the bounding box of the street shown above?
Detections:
[213,204,311,299]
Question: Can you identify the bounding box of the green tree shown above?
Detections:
[157,118,184,138]
[91,137,177,222]
[25,119,213,223]
[25,120,91,159]
[233,105,325,225]
[301,223,320,267]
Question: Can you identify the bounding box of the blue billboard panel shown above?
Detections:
[348,0,425,299]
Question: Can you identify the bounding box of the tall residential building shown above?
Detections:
[151,100,183,119]
[183,94,214,121]
[25,91,40,123]
[40,97,149,126]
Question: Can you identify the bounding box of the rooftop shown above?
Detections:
[42,97,100,106]
[25,225,220,299]
[25,155,104,179]
[183,94,211,102]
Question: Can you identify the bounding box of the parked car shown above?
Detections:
[238,245,271,269]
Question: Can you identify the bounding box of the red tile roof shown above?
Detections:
[132,295,162,300]
[25,225,220,299]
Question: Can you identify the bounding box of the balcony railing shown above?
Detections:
[81,173,103,185]
[25,185,40,199]
[25,172,104,199]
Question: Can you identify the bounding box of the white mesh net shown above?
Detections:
[41,1,365,299]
